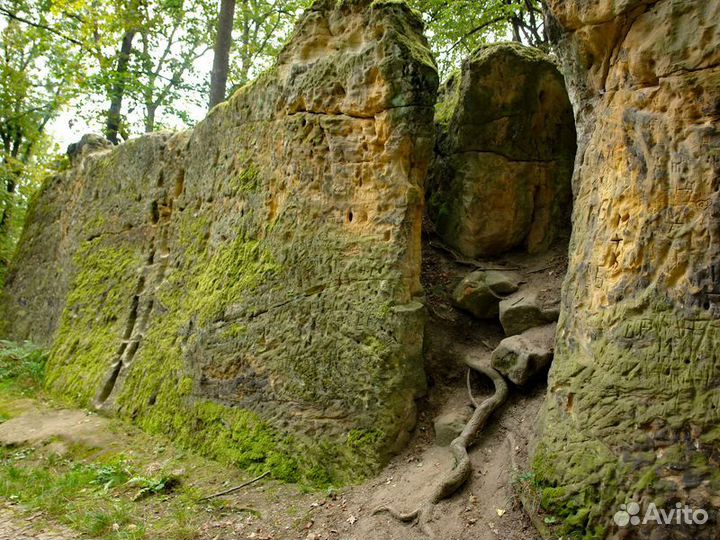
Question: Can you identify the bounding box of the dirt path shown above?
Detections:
[0,505,76,540]
[319,385,545,540]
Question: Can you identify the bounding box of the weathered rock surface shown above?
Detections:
[499,288,559,336]
[433,407,472,446]
[451,269,519,318]
[429,42,576,258]
[1,0,438,483]
[535,1,720,537]
[491,323,555,386]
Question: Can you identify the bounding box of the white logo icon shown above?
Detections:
[614,502,641,527]
[613,501,709,527]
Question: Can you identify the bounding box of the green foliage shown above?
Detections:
[0,1,74,282]
[127,472,181,500]
[0,440,236,539]
[407,0,546,77]
[0,340,47,395]
[511,468,542,511]
[91,460,133,492]
[0,449,143,539]
[228,0,312,90]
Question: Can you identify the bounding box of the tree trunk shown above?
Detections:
[0,177,16,234]
[0,138,20,236]
[105,29,137,145]
[145,103,157,133]
[209,0,236,109]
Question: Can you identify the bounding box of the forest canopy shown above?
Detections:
[0,0,544,283]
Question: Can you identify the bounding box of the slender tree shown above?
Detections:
[135,0,214,132]
[209,0,236,108]
[105,28,136,143]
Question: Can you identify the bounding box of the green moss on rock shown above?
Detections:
[46,240,141,403]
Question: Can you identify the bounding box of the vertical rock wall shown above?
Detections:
[536,1,720,536]
[1,0,438,484]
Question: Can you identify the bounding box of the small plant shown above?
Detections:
[90,460,133,492]
[127,472,181,501]
[511,469,542,514]
[0,340,47,394]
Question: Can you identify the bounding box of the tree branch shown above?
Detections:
[0,6,84,47]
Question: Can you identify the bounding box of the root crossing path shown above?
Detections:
[374,356,509,537]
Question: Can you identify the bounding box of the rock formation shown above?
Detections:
[535,1,720,537]
[429,42,576,258]
[491,323,555,386]
[451,269,519,318]
[1,0,438,484]
[499,288,559,336]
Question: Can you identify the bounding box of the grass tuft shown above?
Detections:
[0,340,47,395]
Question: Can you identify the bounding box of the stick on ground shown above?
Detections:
[201,471,270,501]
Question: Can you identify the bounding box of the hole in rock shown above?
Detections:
[150,201,160,224]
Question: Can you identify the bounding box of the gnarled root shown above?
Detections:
[374,358,509,537]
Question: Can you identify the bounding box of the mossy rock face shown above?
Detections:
[1,0,438,485]
[536,1,720,537]
[428,42,576,258]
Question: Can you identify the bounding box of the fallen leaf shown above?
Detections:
[496,508,506,517]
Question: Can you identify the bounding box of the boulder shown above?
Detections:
[428,42,576,258]
[499,289,559,336]
[491,323,556,386]
[66,134,112,164]
[0,0,438,483]
[534,0,720,536]
[451,269,519,318]
[434,407,472,446]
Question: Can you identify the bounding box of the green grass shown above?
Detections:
[0,445,227,539]
[0,449,144,538]
[0,340,47,396]
[0,340,231,538]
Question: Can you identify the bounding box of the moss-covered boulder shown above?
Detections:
[429,42,576,258]
[535,1,720,537]
[0,0,438,485]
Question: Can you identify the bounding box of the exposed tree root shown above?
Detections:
[373,357,509,537]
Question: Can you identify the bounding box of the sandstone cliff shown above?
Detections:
[1,0,438,484]
[536,1,720,537]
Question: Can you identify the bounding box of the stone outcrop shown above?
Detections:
[491,323,555,386]
[451,269,519,318]
[428,42,576,258]
[499,288,559,336]
[1,0,438,484]
[433,406,473,446]
[535,1,720,537]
